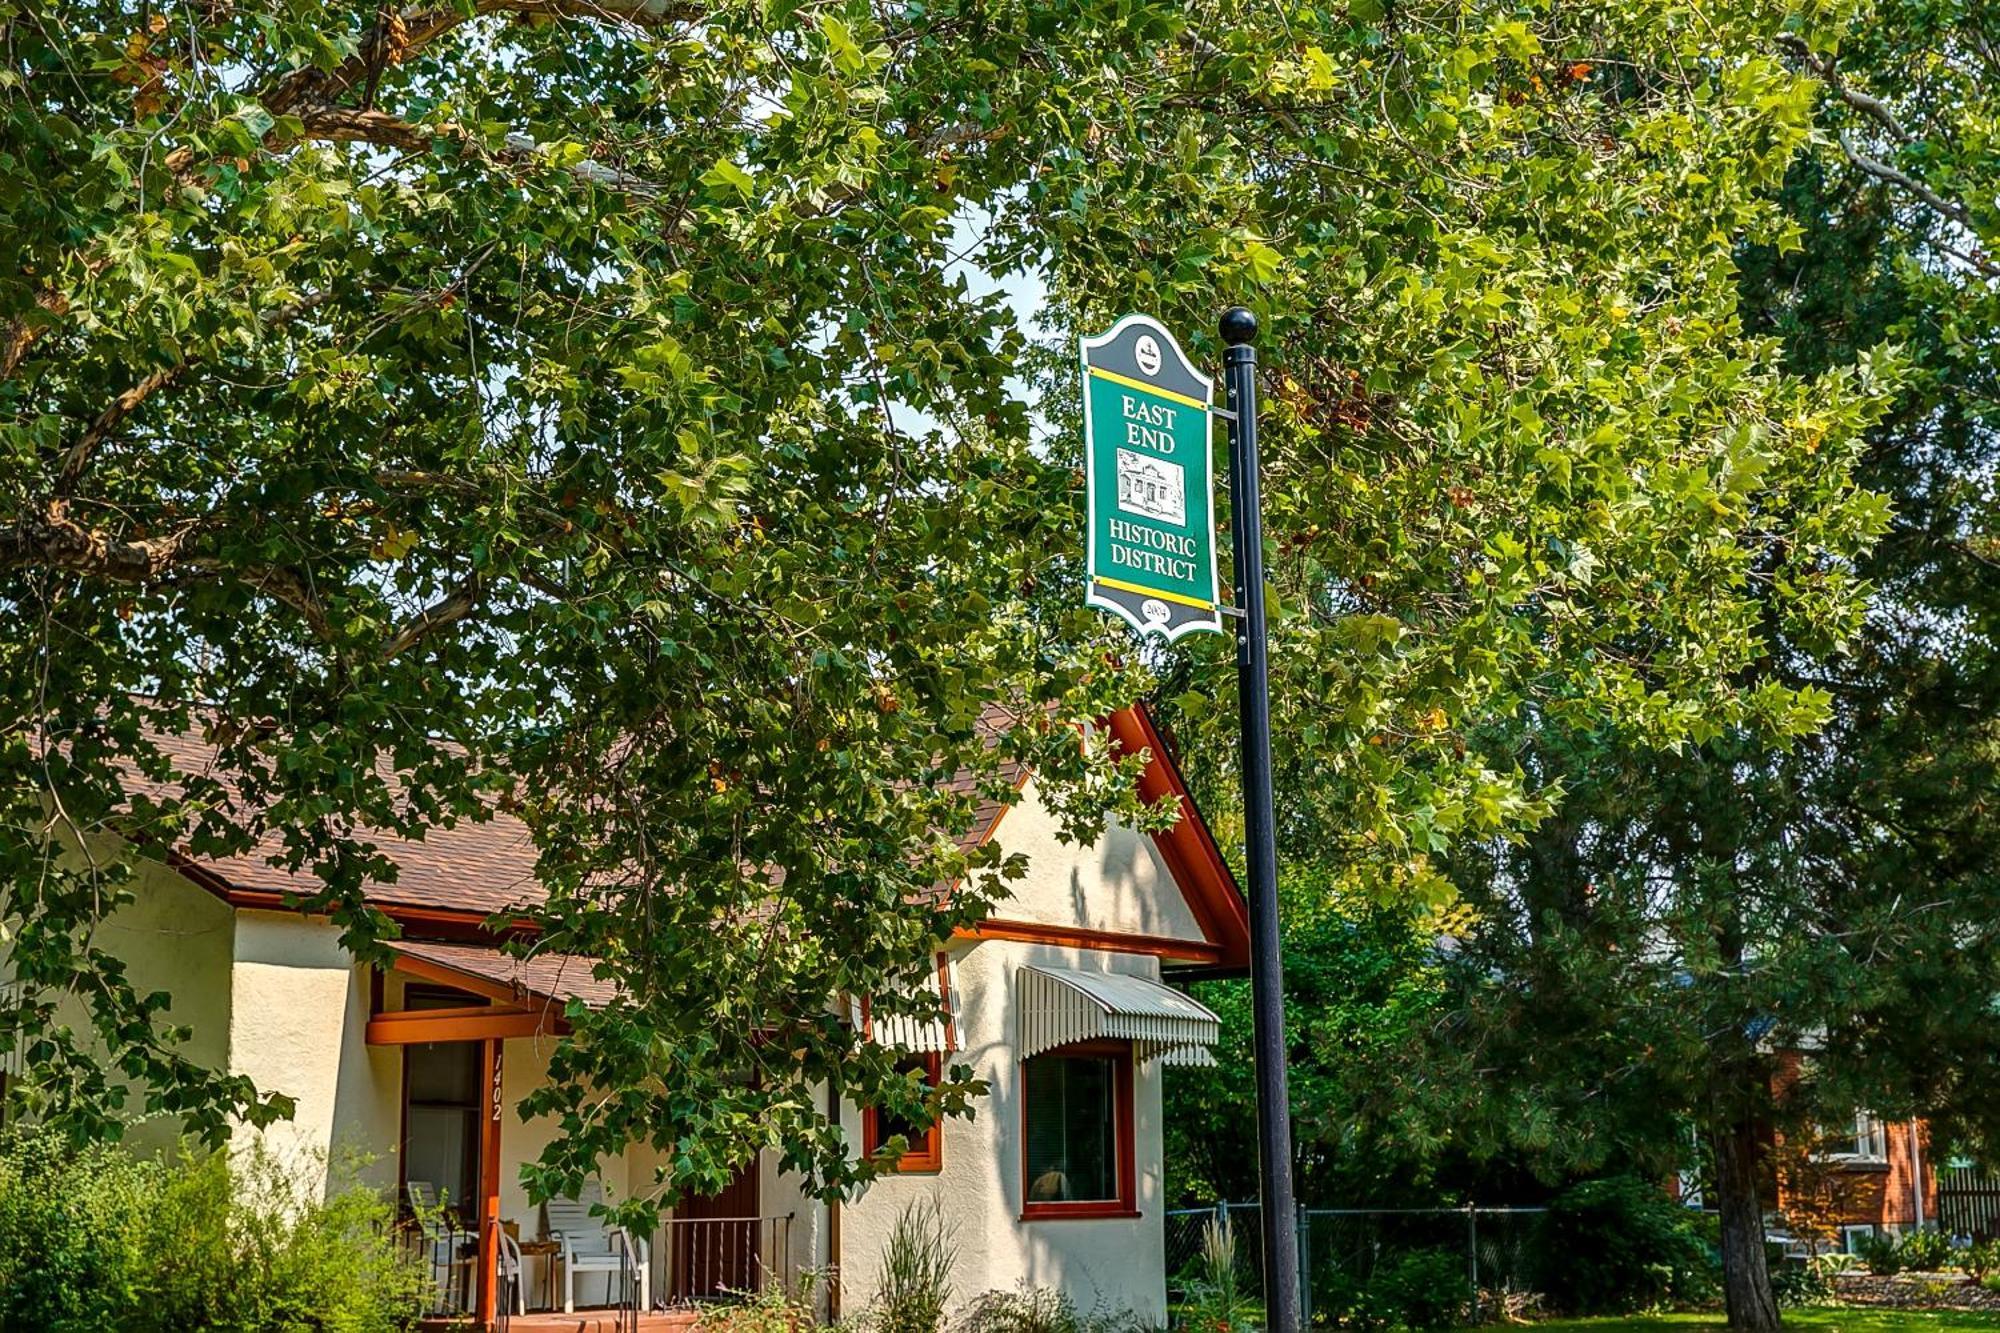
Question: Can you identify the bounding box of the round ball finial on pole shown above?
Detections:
[1219,305,1259,346]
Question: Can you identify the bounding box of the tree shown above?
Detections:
[1334,7,2000,1328]
[1166,869,1452,1208]
[3,0,1892,1233]
[1,0,1165,1210]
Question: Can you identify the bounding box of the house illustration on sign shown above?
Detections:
[1116,449,1185,526]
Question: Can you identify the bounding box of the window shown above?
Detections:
[1820,1112,1888,1163]
[1020,1043,1135,1219]
[1851,1114,1889,1162]
[863,1053,944,1173]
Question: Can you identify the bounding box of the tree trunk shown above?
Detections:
[1712,1114,1782,1332]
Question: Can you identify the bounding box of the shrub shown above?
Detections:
[958,1285,1145,1333]
[1853,1230,1903,1276]
[1769,1252,1837,1308]
[0,1129,427,1333]
[1964,1238,2000,1279]
[1532,1176,1717,1314]
[701,1277,820,1333]
[873,1199,956,1333]
[1896,1227,1953,1272]
[1333,1249,1473,1333]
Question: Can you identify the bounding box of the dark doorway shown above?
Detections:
[671,1160,762,1300]
[398,986,485,1222]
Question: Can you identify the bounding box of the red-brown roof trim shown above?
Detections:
[1108,703,1251,971]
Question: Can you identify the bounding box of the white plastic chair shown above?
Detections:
[544,1182,650,1314]
[406,1182,477,1311]
[497,1227,527,1316]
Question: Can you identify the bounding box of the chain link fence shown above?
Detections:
[1166,1203,1549,1325]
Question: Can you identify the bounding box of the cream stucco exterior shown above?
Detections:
[2,837,237,1159]
[229,910,403,1194]
[10,772,1226,1328]
[985,779,1207,946]
[831,936,1171,1325]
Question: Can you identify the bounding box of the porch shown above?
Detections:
[373,941,809,1330]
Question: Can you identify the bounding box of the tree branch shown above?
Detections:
[56,365,191,498]
[1836,132,2000,277]
[53,289,337,497]
[380,573,485,661]
[295,108,678,203]
[259,0,706,123]
[0,503,208,583]
[1,288,72,384]
[1780,38,1917,145]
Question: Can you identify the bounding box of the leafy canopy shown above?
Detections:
[2,0,1896,1220]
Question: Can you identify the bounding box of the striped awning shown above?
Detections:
[1018,965,1220,1067]
[862,951,960,1054]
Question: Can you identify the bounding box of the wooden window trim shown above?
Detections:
[863,1052,945,1174]
[1020,1040,1138,1220]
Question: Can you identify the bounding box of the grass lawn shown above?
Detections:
[1495,1312,2000,1333]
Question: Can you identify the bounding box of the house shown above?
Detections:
[1771,1111,1938,1252]
[1672,1052,1943,1253]
[2,704,1249,1331]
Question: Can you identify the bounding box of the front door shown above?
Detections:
[671,1160,761,1300]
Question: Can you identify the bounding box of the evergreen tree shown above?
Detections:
[1361,7,2000,1329]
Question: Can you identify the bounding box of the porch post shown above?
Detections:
[478,1038,504,1327]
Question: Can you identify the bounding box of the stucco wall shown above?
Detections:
[3,841,237,1160]
[835,937,1170,1325]
[987,780,1206,945]
[229,911,401,1196]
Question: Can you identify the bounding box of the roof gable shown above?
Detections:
[136,703,1246,969]
[955,705,1249,971]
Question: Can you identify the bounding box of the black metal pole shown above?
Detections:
[1220,305,1300,1333]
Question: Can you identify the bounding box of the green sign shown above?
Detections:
[1081,315,1222,640]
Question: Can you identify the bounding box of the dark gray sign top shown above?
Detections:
[1081,318,1211,402]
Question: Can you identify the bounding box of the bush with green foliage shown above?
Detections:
[699,1277,820,1333]
[1853,1230,1904,1276]
[957,1285,1144,1333]
[0,1130,427,1333]
[1896,1228,1954,1272]
[871,1200,956,1333]
[1322,1248,1473,1333]
[1768,1250,1847,1308]
[1533,1177,1717,1314]
[1962,1239,2000,1280]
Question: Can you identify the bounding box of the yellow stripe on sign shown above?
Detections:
[1087,366,1210,411]
[1095,576,1214,610]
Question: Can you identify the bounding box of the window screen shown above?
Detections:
[1023,1053,1118,1203]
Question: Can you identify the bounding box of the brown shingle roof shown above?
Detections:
[388,939,617,1009]
[134,725,544,919]
[130,703,1034,921]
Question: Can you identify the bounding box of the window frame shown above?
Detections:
[862,1051,946,1174]
[1018,1039,1137,1221]
[1818,1111,1890,1166]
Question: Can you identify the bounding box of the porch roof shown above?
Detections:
[388,939,618,1010]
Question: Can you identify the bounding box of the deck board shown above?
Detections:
[421,1312,701,1333]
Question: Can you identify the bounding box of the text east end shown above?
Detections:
[1121,393,1179,454]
